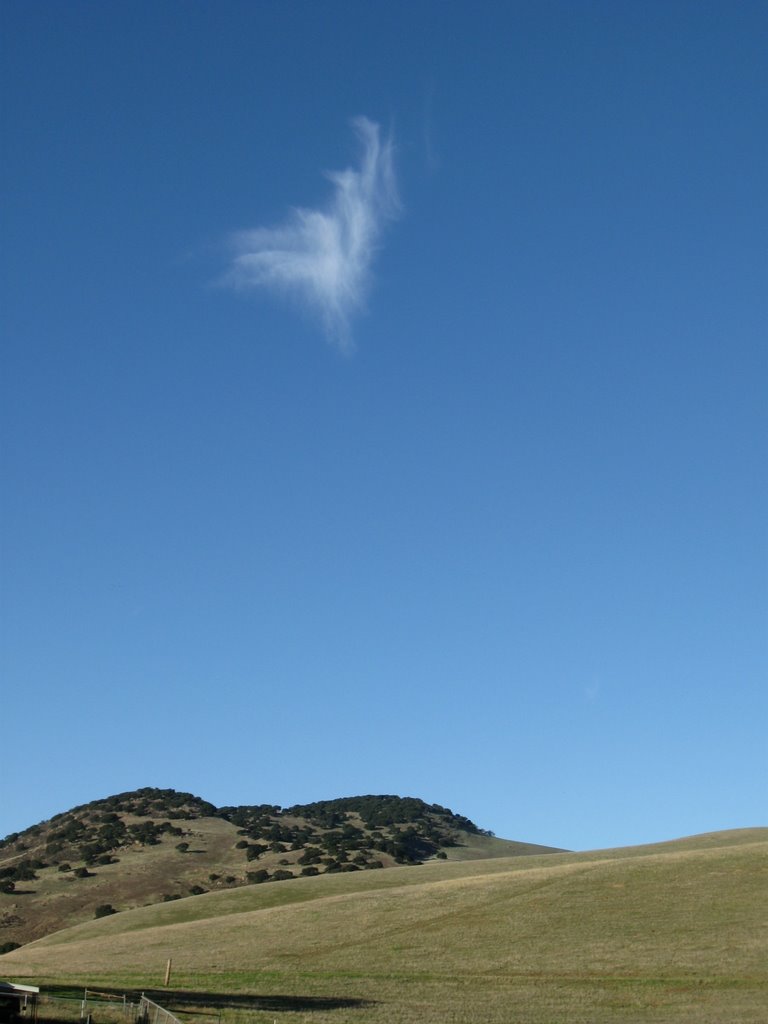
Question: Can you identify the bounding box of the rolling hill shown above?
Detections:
[2,826,766,1023]
[0,788,562,949]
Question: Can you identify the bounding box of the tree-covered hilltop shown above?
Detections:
[0,789,219,871]
[0,788,562,951]
[1,789,495,874]
[285,795,485,833]
[217,795,488,868]
[69,787,219,820]
[2,789,492,870]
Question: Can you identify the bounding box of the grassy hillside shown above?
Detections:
[0,789,561,948]
[3,828,766,1023]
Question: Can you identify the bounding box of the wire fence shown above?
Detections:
[31,990,139,1024]
[84,990,139,1021]
[30,990,182,1024]
[136,997,184,1024]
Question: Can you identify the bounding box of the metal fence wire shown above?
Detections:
[22,989,187,1024]
[136,997,183,1024]
[30,990,136,1024]
[82,990,137,1021]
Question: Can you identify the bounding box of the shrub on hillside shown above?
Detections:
[94,904,116,918]
[80,842,110,863]
[298,847,322,865]
[246,843,268,861]
[0,861,39,882]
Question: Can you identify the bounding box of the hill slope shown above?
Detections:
[3,828,766,1024]
[0,788,562,948]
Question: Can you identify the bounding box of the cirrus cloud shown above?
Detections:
[223,117,398,350]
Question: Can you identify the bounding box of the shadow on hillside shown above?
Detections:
[42,986,375,1015]
[154,990,376,1013]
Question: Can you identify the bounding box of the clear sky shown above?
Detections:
[1,1,766,852]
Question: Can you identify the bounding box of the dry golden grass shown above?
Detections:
[0,812,555,947]
[3,829,766,1023]
[0,817,249,945]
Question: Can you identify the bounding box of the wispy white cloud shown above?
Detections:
[584,678,601,704]
[223,117,398,349]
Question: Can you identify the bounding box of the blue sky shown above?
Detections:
[1,1,765,851]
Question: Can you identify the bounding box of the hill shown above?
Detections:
[2,827,766,1023]
[0,788,562,949]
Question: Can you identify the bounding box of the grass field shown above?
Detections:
[0,807,560,948]
[3,828,766,1023]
